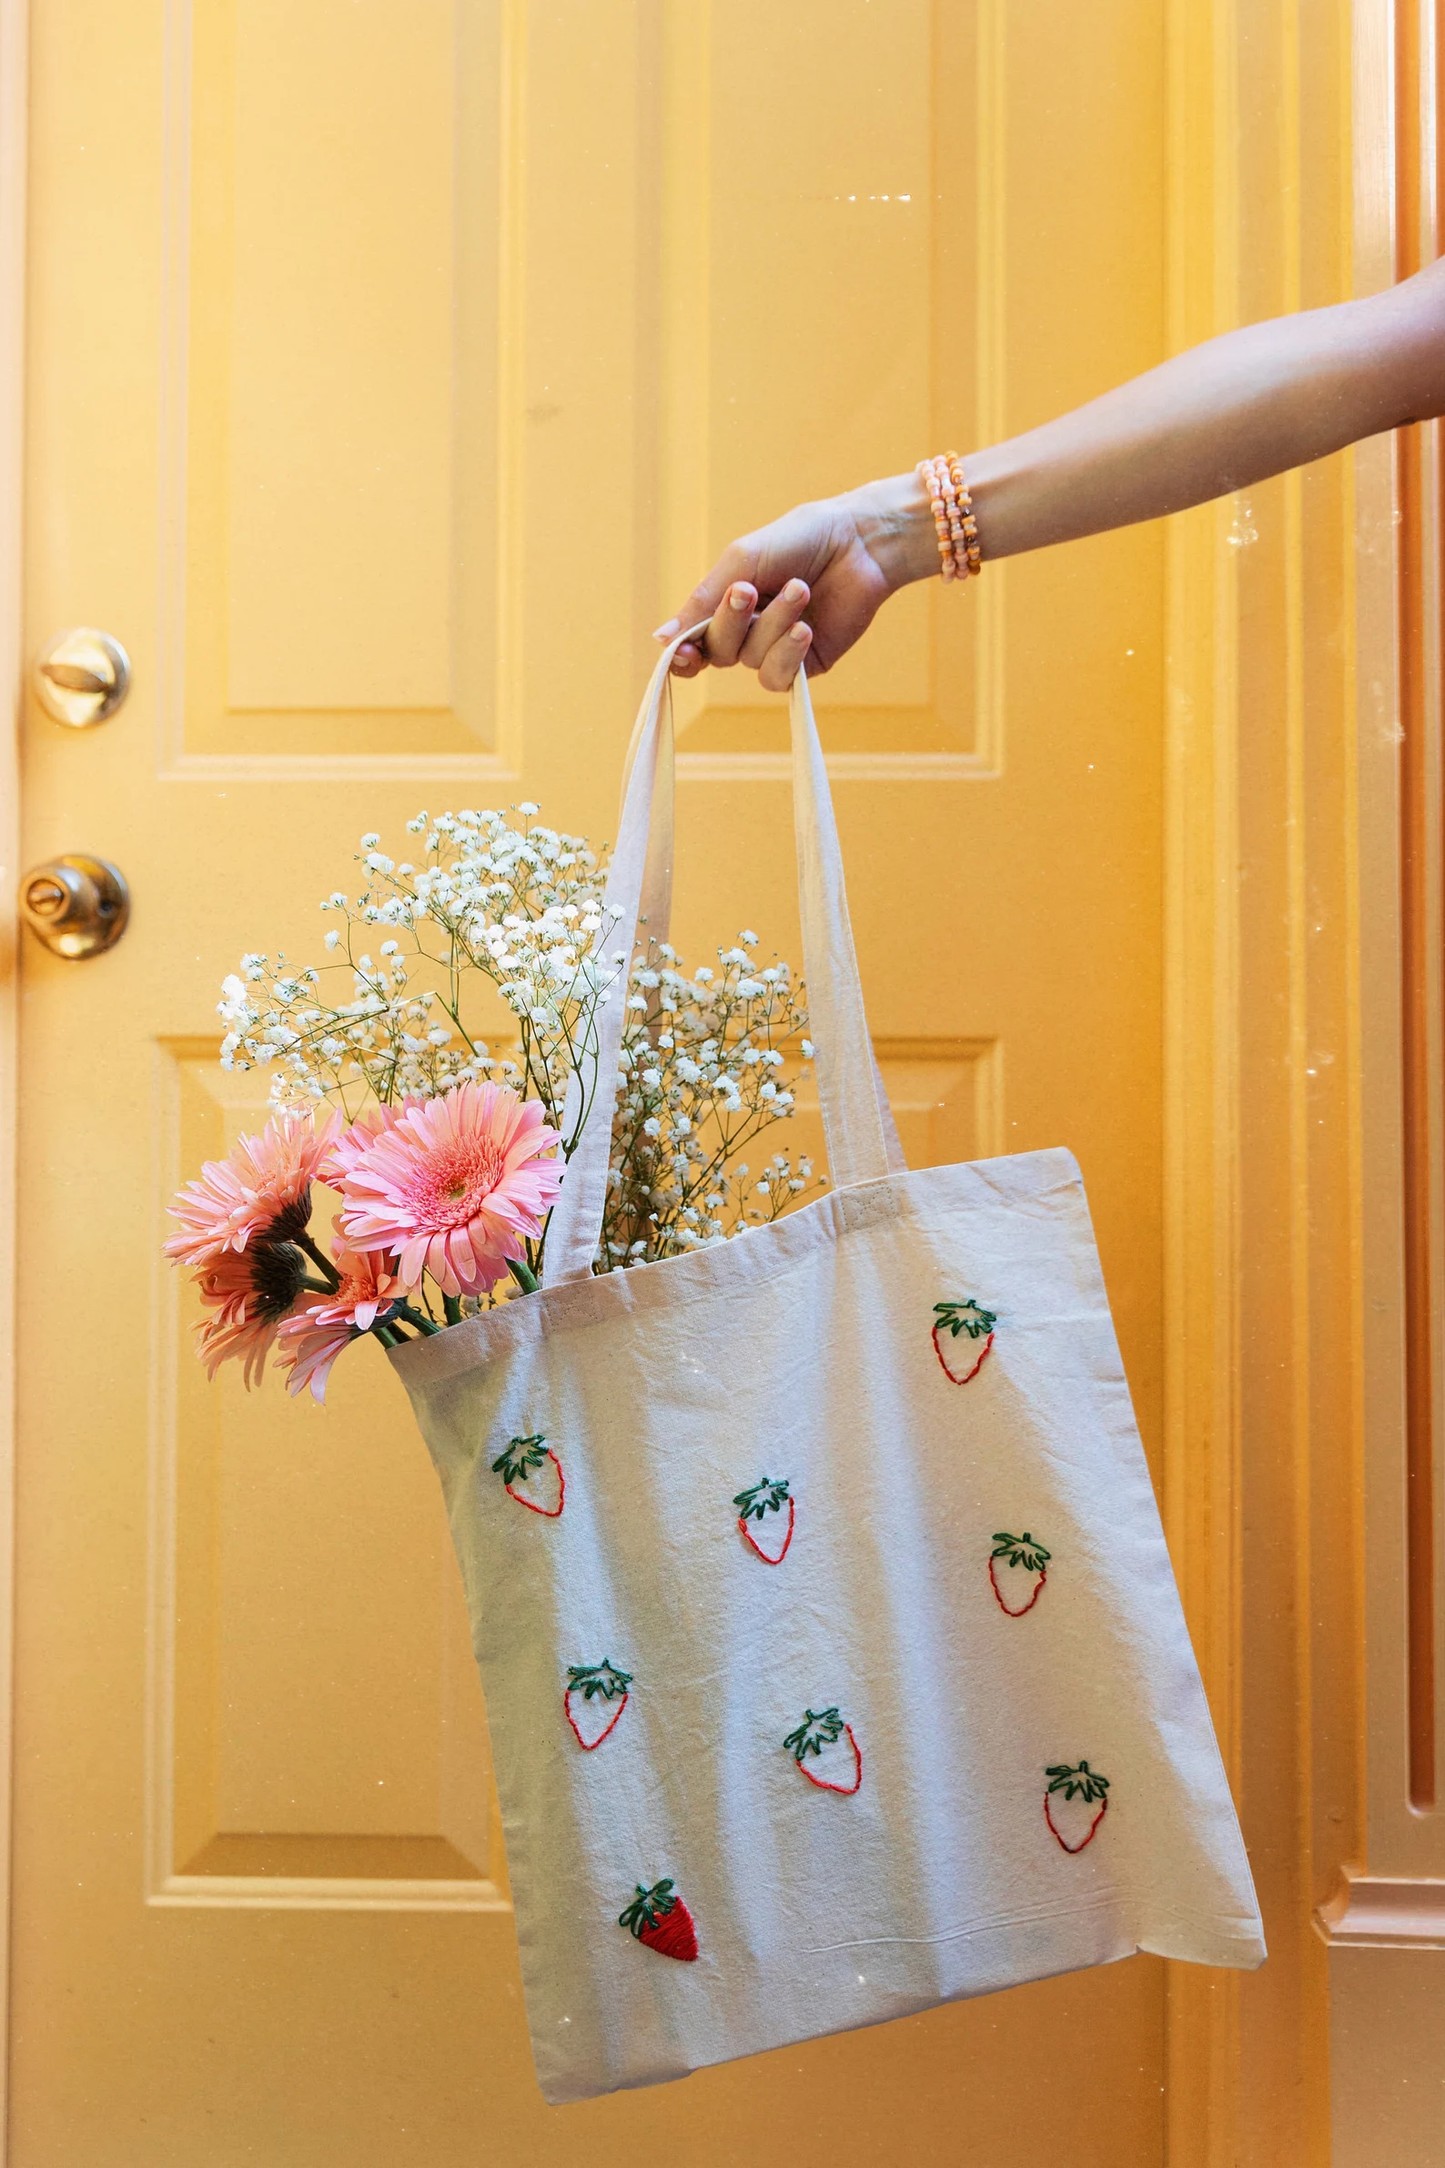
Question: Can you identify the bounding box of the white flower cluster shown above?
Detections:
[602,935,822,1267]
[218,806,619,1145]
[216,809,820,1272]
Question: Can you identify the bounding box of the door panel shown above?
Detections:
[17,3,1169,2159]
[164,1049,501,1896]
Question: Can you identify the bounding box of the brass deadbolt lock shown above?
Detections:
[20,855,130,959]
[33,628,131,728]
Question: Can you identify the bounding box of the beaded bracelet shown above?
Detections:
[916,452,982,581]
[945,452,982,577]
[918,455,957,580]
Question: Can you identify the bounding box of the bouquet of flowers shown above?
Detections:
[164,806,819,1402]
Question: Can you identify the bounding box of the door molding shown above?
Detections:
[0,0,25,2157]
[1317,1873,1445,1949]
[1161,4,1245,2156]
[1361,0,1445,1873]
[1164,1,1365,2160]
[1321,9,1445,2160]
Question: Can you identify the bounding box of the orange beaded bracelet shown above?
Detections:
[918,455,957,580]
[946,451,982,577]
[916,453,982,581]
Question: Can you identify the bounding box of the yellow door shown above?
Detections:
[17,3,1173,2159]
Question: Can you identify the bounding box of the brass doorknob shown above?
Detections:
[33,628,131,727]
[20,855,130,959]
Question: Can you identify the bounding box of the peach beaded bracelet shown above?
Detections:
[917,453,982,581]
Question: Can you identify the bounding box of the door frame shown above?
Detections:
[0,0,24,2157]
[1319,2,1445,2160]
[1163,2,1370,2160]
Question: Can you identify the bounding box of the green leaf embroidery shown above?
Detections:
[619,1878,678,1936]
[566,1659,633,1703]
[491,1432,549,1487]
[733,1475,791,1523]
[782,1706,846,1763]
[991,1529,1052,1572]
[933,1299,998,1341]
[1045,1759,1111,1805]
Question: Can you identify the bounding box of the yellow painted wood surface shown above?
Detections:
[16,2,1374,2160]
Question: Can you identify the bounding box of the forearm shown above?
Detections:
[869,257,1445,586]
[663,259,1445,688]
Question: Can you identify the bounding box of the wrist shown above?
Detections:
[848,471,941,594]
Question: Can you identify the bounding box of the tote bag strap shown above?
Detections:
[789,657,907,1189]
[617,645,675,953]
[544,626,903,1285]
[619,648,904,1176]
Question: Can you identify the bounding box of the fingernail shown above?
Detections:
[790,622,810,643]
[653,618,680,640]
[784,578,807,602]
[728,584,752,611]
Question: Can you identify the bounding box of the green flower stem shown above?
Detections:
[298,1275,337,1297]
[296,1229,342,1289]
[373,1321,404,1349]
[508,1256,540,1295]
[392,1300,442,1337]
[443,1293,464,1326]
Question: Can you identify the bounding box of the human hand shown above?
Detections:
[654,471,937,688]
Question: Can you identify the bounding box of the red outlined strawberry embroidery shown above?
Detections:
[783,1707,863,1795]
[734,1475,794,1563]
[491,1432,564,1517]
[618,1878,699,1962]
[564,1659,632,1750]
[932,1298,997,1384]
[989,1530,1051,1615]
[1045,1761,1110,1852]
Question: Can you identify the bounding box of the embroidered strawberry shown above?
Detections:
[490,1432,564,1517]
[1044,1761,1110,1852]
[734,1475,794,1563]
[782,1706,863,1795]
[932,1298,997,1383]
[564,1658,632,1749]
[989,1530,1051,1615]
[618,1878,699,1962]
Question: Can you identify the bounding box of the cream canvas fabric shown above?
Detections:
[390,635,1266,2105]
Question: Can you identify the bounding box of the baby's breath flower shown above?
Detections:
[217,810,820,1280]
[599,932,823,1268]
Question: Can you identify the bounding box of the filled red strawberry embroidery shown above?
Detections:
[989,1530,1051,1615]
[564,1659,632,1750]
[491,1432,564,1518]
[1044,1761,1110,1852]
[783,1706,863,1795]
[734,1475,794,1564]
[618,1878,699,1962]
[932,1298,997,1384]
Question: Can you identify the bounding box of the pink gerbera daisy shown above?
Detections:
[192,1226,315,1387]
[337,1080,563,1296]
[275,1233,408,1404]
[318,1101,402,1190]
[165,1108,340,1268]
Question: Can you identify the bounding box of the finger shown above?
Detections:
[653,548,754,653]
[697,581,758,669]
[757,621,812,693]
[738,578,810,670]
[667,641,705,678]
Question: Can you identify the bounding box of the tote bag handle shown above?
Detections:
[544,626,904,1285]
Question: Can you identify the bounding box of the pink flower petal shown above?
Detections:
[334,1080,562,1299]
[165,1108,340,1269]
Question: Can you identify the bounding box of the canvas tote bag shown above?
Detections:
[390,631,1265,2106]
